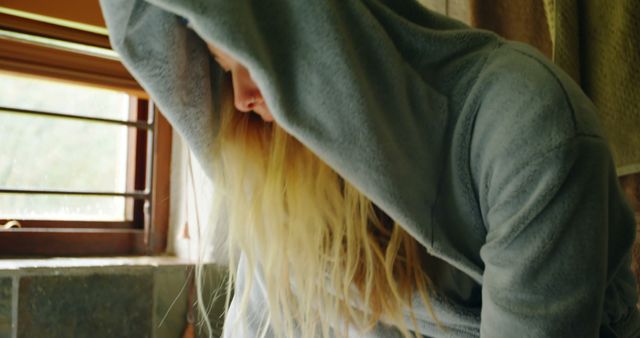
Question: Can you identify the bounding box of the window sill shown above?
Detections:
[0,255,192,271]
[0,228,153,256]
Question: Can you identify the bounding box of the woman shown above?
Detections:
[100,0,640,337]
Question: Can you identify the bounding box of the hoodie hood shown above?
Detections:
[100,0,497,253]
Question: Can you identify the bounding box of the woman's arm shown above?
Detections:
[469,45,637,337]
[479,135,627,337]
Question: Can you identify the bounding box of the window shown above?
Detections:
[0,5,171,256]
[418,0,470,24]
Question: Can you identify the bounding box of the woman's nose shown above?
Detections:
[231,66,263,113]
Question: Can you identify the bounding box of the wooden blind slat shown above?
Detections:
[0,1,107,29]
[0,13,110,48]
[0,37,146,97]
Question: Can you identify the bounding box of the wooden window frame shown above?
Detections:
[0,13,171,256]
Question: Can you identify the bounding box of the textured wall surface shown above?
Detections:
[17,271,154,338]
[0,277,11,338]
[0,261,226,338]
[154,265,190,338]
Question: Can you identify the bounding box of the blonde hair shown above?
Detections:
[202,76,436,337]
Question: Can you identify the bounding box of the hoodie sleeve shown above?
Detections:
[99,0,222,177]
[478,135,613,337]
[470,46,636,337]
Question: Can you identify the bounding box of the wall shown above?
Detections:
[0,258,227,338]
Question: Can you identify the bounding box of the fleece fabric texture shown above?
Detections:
[543,0,640,175]
[99,0,640,336]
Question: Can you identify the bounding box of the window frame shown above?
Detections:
[0,11,171,256]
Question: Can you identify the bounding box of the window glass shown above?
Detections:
[0,73,130,221]
[0,194,126,221]
[0,72,129,120]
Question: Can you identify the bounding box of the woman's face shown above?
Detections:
[206,43,274,122]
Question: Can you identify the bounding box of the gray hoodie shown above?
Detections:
[99,0,640,336]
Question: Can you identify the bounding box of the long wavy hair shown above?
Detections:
[199,75,436,338]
